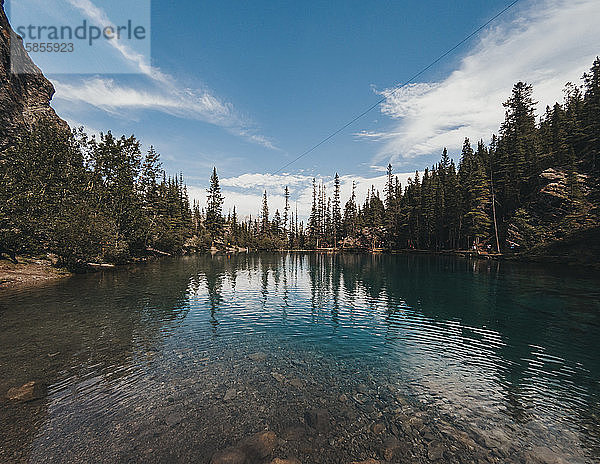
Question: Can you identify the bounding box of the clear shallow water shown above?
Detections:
[0,253,599,463]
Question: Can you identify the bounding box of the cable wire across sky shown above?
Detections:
[272,0,522,175]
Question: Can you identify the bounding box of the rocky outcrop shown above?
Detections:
[0,0,68,151]
[506,166,598,249]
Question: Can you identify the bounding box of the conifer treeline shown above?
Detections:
[204,57,599,252]
[0,126,194,266]
[1,58,598,265]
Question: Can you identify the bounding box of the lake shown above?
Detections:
[1,253,599,463]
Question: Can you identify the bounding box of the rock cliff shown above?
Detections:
[0,0,68,151]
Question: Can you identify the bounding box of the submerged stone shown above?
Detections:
[224,388,237,401]
[210,447,246,464]
[242,431,277,459]
[304,408,331,432]
[427,441,445,461]
[271,372,286,383]
[6,381,46,402]
[288,378,303,388]
[249,352,267,362]
[371,423,385,434]
[270,458,301,464]
[381,437,403,461]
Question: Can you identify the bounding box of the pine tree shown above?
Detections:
[343,181,357,239]
[206,167,224,240]
[582,57,600,181]
[332,173,341,247]
[272,209,281,238]
[384,164,397,247]
[496,82,539,244]
[283,186,290,236]
[261,190,269,235]
[308,178,318,246]
[458,139,492,248]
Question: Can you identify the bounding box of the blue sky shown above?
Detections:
[7,0,600,218]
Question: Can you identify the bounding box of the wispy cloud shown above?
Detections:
[54,77,234,124]
[66,0,160,80]
[369,0,600,164]
[52,0,276,149]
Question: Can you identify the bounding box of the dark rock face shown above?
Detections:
[0,0,68,151]
[506,166,598,250]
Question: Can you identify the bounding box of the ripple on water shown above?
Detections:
[0,253,599,463]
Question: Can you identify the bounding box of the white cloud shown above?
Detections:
[220,173,313,191]
[371,0,600,163]
[54,78,233,124]
[52,1,276,149]
[188,171,419,222]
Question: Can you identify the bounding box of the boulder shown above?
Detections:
[6,381,46,402]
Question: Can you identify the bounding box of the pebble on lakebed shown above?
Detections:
[7,343,583,464]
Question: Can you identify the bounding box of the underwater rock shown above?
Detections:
[381,437,403,461]
[304,408,331,432]
[288,378,303,388]
[242,431,277,459]
[224,388,237,401]
[371,423,385,434]
[6,381,46,402]
[210,446,246,464]
[427,441,445,461]
[271,372,286,383]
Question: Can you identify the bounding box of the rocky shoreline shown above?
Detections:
[4,339,588,464]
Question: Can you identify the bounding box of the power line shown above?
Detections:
[272,0,522,175]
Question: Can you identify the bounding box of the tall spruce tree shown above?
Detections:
[496,82,539,244]
[332,173,342,247]
[206,167,224,241]
[261,190,269,235]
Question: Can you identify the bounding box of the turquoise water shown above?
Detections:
[1,253,599,463]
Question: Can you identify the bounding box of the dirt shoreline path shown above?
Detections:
[0,258,71,290]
